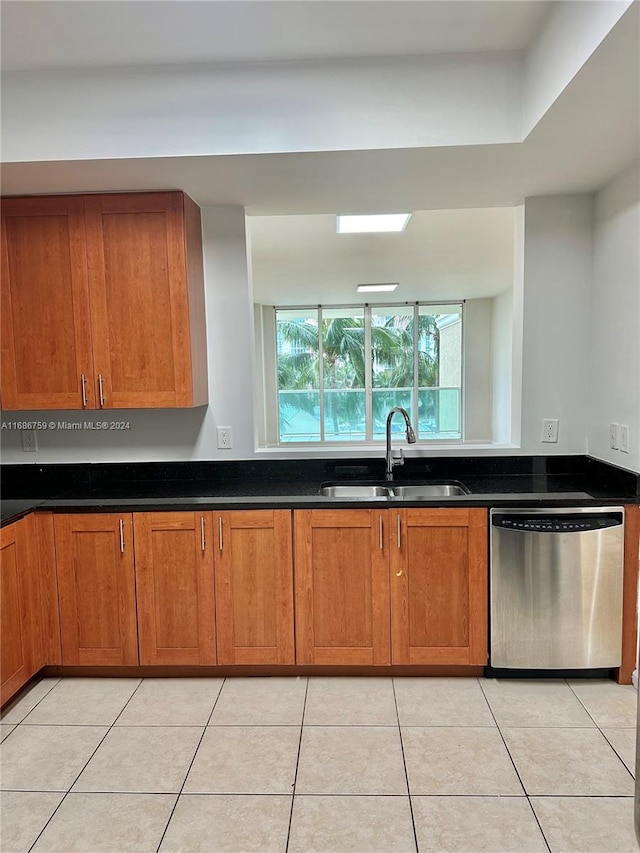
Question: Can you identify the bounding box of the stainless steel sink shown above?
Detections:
[391,483,469,498]
[318,481,470,498]
[319,484,391,497]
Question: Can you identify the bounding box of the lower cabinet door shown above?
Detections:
[134,512,216,665]
[1,520,39,703]
[214,510,294,664]
[390,508,488,665]
[55,514,138,665]
[294,510,391,665]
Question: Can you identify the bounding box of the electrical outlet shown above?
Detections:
[609,422,620,450]
[21,429,38,451]
[216,426,232,449]
[620,424,629,453]
[541,418,559,443]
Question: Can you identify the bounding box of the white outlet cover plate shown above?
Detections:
[620,425,629,453]
[609,423,620,450]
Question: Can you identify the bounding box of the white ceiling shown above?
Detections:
[1,0,552,72]
[3,4,637,213]
[249,208,515,304]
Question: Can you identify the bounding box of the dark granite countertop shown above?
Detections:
[2,456,637,527]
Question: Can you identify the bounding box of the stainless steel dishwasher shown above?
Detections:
[490,507,625,669]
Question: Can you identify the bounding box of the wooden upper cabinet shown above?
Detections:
[294,510,391,665]
[1,191,208,410]
[1,196,94,410]
[214,510,294,665]
[84,192,208,408]
[134,512,216,665]
[54,514,138,665]
[390,508,488,666]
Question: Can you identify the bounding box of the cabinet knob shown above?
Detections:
[396,571,403,577]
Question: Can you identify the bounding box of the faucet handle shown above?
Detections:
[391,448,404,466]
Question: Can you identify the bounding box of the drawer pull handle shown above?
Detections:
[98,374,105,407]
[81,374,87,408]
[218,516,223,551]
[379,516,383,550]
[200,517,206,551]
[119,518,125,553]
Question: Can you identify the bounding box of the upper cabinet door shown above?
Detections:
[390,508,488,666]
[84,192,208,408]
[1,196,94,410]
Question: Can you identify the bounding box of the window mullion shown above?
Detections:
[364,304,372,442]
[413,302,419,439]
[317,306,325,442]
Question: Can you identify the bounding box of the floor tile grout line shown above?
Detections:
[392,678,420,853]
[477,678,552,853]
[1,676,61,725]
[153,676,227,853]
[285,677,309,853]
[25,676,146,853]
[598,729,636,778]
[565,680,637,782]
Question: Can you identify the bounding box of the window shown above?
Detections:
[274,303,463,444]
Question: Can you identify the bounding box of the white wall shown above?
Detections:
[588,161,640,472]
[491,288,514,445]
[2,52,522,164]
[0,196,613,465]
[519,195,592,456]
[463,300,492,442]
[523,0,633,134]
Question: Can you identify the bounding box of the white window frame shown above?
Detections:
[271,301,465,446]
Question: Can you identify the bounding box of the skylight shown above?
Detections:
[337,213,412,234]
[356,283,399,293]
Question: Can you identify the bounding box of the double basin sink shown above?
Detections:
[319,482,470,499]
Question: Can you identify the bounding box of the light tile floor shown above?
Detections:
[0,676,637,852]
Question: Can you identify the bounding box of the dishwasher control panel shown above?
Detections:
[492,514,623,532]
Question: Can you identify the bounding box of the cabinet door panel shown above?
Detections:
[134,513,215,665]
[391,508,487,665]
[55,514,138,665]
[1,522,35,702]
[215,511,294,665]
[1,197,94,410]
[85,193,193,408]
[294,510,390,665]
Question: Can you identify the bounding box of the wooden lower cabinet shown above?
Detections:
[214,510,294,664]
[1,520,39,703]
[294,508,488,667]
[391,508,488,665]
[294,510,391,665]
[1,514,60,705]
[54,514,138,665]
[134,512,216,665]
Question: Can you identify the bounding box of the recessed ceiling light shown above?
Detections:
[356,283,399,293]
[337,213,412,233]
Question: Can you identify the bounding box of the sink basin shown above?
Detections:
[391,483,469,498]
[318,481,470,498]
[319,484,391,497]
